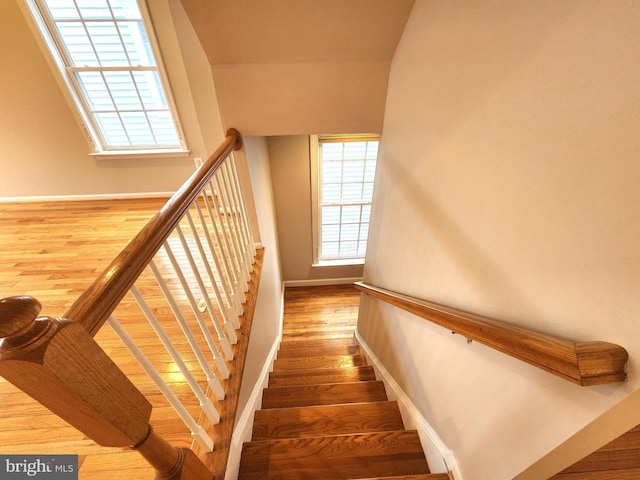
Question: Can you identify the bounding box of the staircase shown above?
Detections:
[238,286,450,480]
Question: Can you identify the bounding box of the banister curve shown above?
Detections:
[355,282,628,386]
[64,129,243,337]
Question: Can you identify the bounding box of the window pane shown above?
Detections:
[103,71,141,109]
[321,143,343,161]
[343,160,364,182]
[341,206,362,224]
[322,224,339,243]
[76,72,113,110]
[322,162,342,183]
[322,183,341,203]
[57,23,98,66]
[95,112,128,145]
[321,206,341,225]
[120,112,154,144]
[343,142,366,160]
[341,224,359,241]
[47,0,80,19]
[85,22,130,66]
[76,0,111,19]
[342,183,364,201]
[322,242,339,258]
[339,241,358,257]
[148,112,180,145]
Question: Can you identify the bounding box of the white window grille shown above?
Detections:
[311,135,379,263]
[26,0,187,154]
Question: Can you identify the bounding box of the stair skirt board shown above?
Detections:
[226,336,282,480]
[354,328,465,480]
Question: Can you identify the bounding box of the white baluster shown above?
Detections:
[148,259,226,399]
[225,156,254,272]
[216,167,250,286]
[229,152,257,259]
[163,240,230,378]
[107,315,215,452]
[175,225,234,361]
[193,200,240,329]
[129,285,221,422]
[184,210,238,340]
[221,161,252,276]
[204,179,246,311]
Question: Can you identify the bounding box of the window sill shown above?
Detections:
[90,149,191,160]
[313,258,365,268]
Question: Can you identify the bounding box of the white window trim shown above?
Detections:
[22,0,189,158]
[310,134,378,266]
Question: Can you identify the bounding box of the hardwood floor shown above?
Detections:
[0,198,213,479]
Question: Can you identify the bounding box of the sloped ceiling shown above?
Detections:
[179,0,415,136]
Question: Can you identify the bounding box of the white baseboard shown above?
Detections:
[354,328,465,480]
[284,277,363,288]
[0,192,173,204]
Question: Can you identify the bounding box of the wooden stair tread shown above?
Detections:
[268,366,376,387]
[239,430,430,480]
[252,401,404,440]
[261,381,388,409]
[273,354,368,372]
[277,344,362,359]
[278,337,356,350]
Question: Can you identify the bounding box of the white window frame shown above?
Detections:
[311,134,379,266]
[23,0,189,158]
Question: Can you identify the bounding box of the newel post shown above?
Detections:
[0,296,212,480]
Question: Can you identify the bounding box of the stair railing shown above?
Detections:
[0,129,257,479]
[355,282,628,386]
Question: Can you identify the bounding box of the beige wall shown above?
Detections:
[0,0,224,198]
[236,136,283,413]
[267,135,364,284]
[179,0,414,137]
[360,1,640,479]
[212,62,389,136]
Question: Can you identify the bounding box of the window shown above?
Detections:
[25,0,187,155]
[311,135,379,264]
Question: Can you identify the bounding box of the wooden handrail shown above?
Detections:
[355,282,628,386]
[65,129,243,337]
